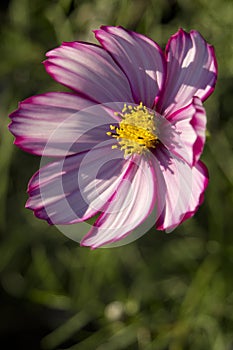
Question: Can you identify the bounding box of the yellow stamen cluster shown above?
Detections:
[107,102,158,157]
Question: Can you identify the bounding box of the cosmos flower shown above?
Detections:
[9,26,217,248]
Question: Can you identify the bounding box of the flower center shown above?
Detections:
[107,102,158,157]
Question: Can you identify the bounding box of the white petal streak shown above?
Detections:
[183,160,208,221]
[27,146,131,225]
[153,146,193,231]
[159,97,206,166]
[158,29,217,116]
[81,155,156,248]
[95,26,166,107]
[45,42,133,103]
[9,93,118,156]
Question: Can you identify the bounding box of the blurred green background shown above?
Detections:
[0,0,233,349]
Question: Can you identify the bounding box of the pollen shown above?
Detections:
[107,102,158,157]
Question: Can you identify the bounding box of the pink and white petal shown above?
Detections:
[190,97,207,165]
[9,92,118,157]
[152,146,208,230]
[157,28,217,116]
[158,96,206,166]
[26,146,131,224]
[81,155,156,249]
[179,160,208,223]
[95,26,166,108]
[44,42,134,104]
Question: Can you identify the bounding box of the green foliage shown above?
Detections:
[0,0,233,349]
